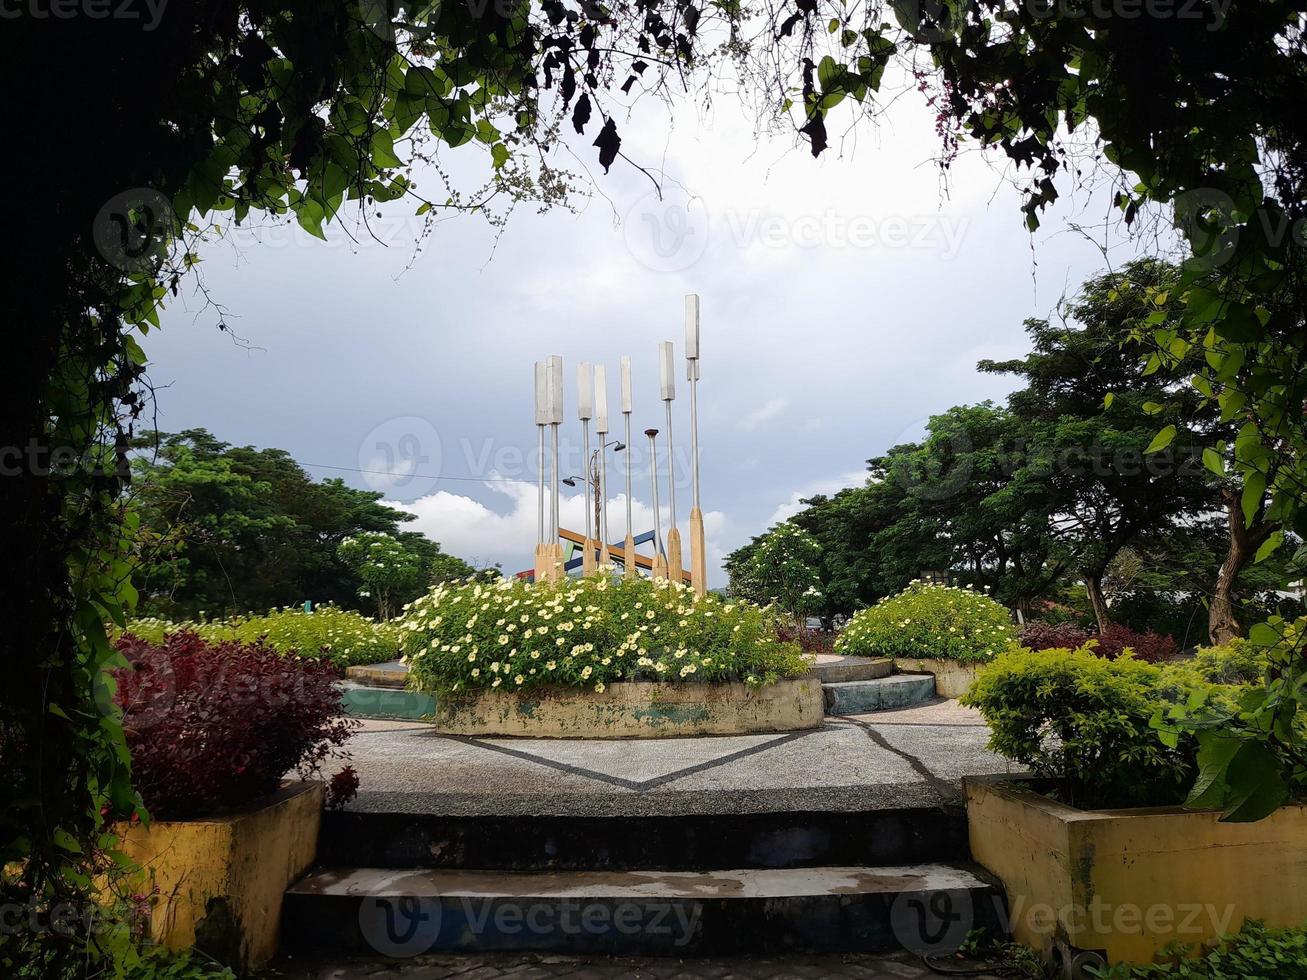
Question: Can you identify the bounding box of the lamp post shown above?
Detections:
[659,341,682,584]
[594,363,611,568]
[645,428,668,580]
[685,295,707,596]
[533,361,549,583]
[564,439,624,574]
[577,362,596,574]
[620,356,636,579]
[546,355,564,582]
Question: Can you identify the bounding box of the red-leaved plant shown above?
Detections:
[113,631,359,819]
[1017,621,1091,652]
[1018,621,1178,663]
[1092,624,1180,663]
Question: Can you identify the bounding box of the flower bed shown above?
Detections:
[122,604,403,669]
[961,645,1307,965]
[834,581,1016,663]
[108,631,360,970]
[399,575,808,695]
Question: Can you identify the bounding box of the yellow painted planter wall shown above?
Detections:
[965,775,1307,964]
[432,678,824,737]
[114,780,323,973]
[893,657,984,699]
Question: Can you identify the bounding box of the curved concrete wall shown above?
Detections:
[892,657,985,699]
[432,678,824,738]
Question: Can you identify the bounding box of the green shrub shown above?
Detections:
[121,605,401,668]
[961,646,1209,808]
[1093,920,1307,979]
[400,574,808,694]
[834,581,1016,663]
[1189,638,1267,686]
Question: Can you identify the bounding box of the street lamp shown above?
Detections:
[685,294,706,597]
[563,439,625,574]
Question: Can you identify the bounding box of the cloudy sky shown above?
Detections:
[149,67,1137,586]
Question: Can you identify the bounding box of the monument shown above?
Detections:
[531,294,706,591]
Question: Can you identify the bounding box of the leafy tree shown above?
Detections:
[726,523,824,624]
[337,532,426,620]
[980,262,1217,632]
[875,403,1067,618]
[129,430,478,617]
[790,478,940,619]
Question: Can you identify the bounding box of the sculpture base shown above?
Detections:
[431,678,824,738]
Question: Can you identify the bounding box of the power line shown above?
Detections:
[303,461,532,485]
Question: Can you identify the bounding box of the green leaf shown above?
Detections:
[1248,622,1279,648]
[1186,734,1239,810]
[1144,425,1176,455]
[1221,742,1290,822]
[1102,392,1114,409]
[1241,470,1267,524]
[1202,448,1225,477]
[52,828,83,854]
[1142,401,1164,416]
[1253,531,1284,564]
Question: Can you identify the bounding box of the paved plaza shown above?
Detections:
[338,699,1014,816]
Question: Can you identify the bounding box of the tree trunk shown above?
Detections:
[1209,489,1276,645]
[1084,572,1111,634]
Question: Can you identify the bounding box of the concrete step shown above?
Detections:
[823,674,936,715]
[808,655,893,684]
[317,806,971,871]
[281,863,1006,956]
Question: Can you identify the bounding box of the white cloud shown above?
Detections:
[739,397,790,431]
[390,477,730,585]
[767,469,868,526]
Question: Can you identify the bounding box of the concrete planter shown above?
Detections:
[893,657,985,699]
[113,780,323,973]
[432,678,824,737]
[964,775,1307,967]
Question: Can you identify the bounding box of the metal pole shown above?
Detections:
[664,400,677,531]
[537,426,545,544]
[624,415,633,536]
[598,447,608,553]
[581,420,592,544]
[545,355,564,581]
[550,425,560,542]
[685,294,706,596]
[646,429,663,558]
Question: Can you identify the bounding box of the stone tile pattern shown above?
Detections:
[264,950,1000,979]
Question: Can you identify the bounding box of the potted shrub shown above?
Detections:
[834,581,1016,697]
[399,575,819,736]
[960,643,1307,967]
[109,631,358,973]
